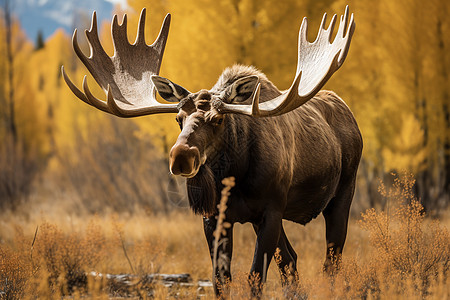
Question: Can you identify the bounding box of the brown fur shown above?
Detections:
[186,164,217,216]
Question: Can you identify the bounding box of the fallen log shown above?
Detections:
[87,272,212,297]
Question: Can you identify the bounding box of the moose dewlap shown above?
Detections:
[62,6,362,298]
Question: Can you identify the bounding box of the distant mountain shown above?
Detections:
[13,0,119,44]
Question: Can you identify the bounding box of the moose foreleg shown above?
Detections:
[203,216,233,298]
[250,211,282,298]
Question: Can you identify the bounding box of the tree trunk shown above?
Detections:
[4,0,17,143]
[437,17,450,210]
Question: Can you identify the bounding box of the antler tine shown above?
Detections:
[86,11,99,58]
[325,14,337,43]
[338,10,355,65]
[299,17,308,47]
[340,5,349,38]
[151,13,171,55]
[72,29,90,71]
[62,8,180,117]
[251,83,261,116]
[82,77,112,114]
[112,13,130,56]
[333,9,348,46]
[314,13,327,42]
[85,11,109,62]
[135,8,147,45]
[320,13,328,30]
[61,66,90,105]
[219,6,355,117]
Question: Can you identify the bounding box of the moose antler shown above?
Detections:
[219,6,355,117]
[61,8,179,117]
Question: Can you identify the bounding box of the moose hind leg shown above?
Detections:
[252,223,297,285]
[322,180,355,274]
[275,227,298,285]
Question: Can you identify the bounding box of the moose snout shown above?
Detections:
[169,143,201,177]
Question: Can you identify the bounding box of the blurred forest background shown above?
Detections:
[0,0,449,217]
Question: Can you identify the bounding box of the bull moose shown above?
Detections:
[62,5,362,297]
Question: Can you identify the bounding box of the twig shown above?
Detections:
[118,230,136,274]
[30,225,38,262]
[262,253,267,283]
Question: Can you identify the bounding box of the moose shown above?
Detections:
[62,6,362,297]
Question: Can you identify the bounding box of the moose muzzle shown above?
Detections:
[169,143,201,177]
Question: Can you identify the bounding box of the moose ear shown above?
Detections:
[226,75,259,103]
[151,75,190,102]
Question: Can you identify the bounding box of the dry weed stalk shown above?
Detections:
[119,229,136,275]
[212,177,235,295]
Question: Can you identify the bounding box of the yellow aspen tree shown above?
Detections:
[0,6,50,206]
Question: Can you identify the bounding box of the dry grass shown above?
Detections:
[0,173,449,299]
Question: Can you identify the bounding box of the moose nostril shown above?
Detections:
[169,144,200,176]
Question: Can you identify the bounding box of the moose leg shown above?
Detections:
[322,181,355,274]
[253,224,297,285]
[250,211,282,298]
[203,216,233,298]
[276,228,298,285]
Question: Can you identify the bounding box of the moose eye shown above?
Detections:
[213,117,224,127]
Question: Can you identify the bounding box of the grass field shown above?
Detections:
[0,175,449,299]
